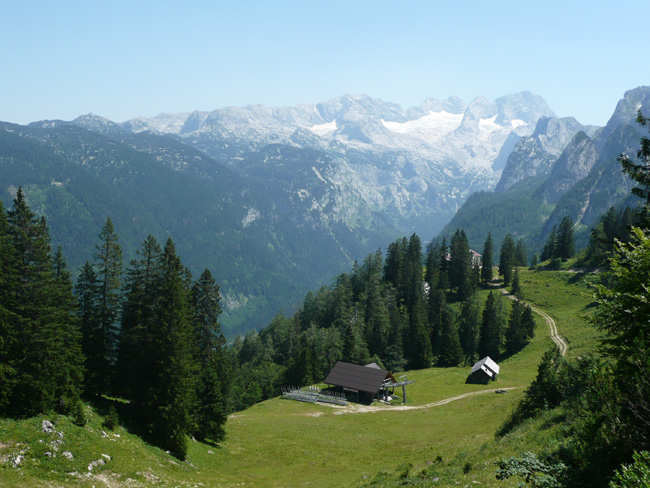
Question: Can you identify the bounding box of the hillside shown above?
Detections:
[0,269,600,487]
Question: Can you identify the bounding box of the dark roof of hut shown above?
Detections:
[324,361,393,394]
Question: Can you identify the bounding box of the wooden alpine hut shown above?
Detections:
[324,361,395,403]
[466,356,500,384]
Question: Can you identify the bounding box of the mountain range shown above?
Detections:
[3,88,645,335]
[442,86,649,252]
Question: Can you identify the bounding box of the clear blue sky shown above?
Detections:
[2,1,649,126]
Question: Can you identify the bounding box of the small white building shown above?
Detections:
[466,356,500,384]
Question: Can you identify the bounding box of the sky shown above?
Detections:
[2,1,649,126]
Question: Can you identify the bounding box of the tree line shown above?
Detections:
[0,189,228,459]
[227,228,537,411]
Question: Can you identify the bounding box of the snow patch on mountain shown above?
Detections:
[381,111,463,139]
[310,120,337,136]
[312,166,327,183]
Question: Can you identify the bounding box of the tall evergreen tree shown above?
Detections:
[406,296,432,369]
[556,216,575,261]
[75,262,101,396]
[449,229,472,300]
[478,292,502,360]
[92,218,122,395]
[384,238,407,300]
[428,288,446,357]
[437,238,449,290]
[116,235,163,400]
[515,239,528,267]
[499,234,516,286]
[504,300,527,356]
[481,233,494,285]
[511,267,521,298]
[458,294,480,362]
[51,248,85,411]
[146,238,196,459]
[4,189,83,416]
[365,277,390,356]
[437,305,463,366]
[404,233,423,312]
[541,226,557,262]
[424,242,440,290]
[190,269,228,442]
[521,305,536,339]
[342,319,370,365]
[0,201,18,413]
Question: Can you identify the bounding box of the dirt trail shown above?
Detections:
[317,387,519,415]
[498,288,568,356]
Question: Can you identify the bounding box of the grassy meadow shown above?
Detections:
[0,268,600,487]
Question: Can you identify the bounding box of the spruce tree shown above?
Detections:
[499,234,515,286]
[424,242,440,290]
[190,269,228,442]
[385,300,406,371]
[458,295,480,362]
[342,319,370,365]
[521,305,536,339]
[478,292,502,360]
[449,230,472,300]
[365,277,390,356]
[511,267,521,298]
[437,238,449,290]
[116,235,162,400]
[556,216,575,261]
[51,247,85,411]
[504,300,527,356]
[404,233,423,312]
[5,189,83,416]
[541,226,557,262]
[481,233,494,285]
[147,238,196,459]
[92,218,122,395]
[515,239,527,267]
[76,262,101,395]
[437,305,463,366]
[428,288,445,357]
[0,201,18,413]
[406,296,432,369]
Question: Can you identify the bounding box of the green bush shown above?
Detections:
[610,451,650,488]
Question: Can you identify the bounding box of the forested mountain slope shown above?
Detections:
[0,121,397,335]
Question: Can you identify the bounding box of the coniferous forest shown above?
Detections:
[0,189,228,459]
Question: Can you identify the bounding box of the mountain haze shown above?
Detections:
[1,91,557,335]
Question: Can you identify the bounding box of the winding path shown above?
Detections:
[314,387,520,415]
[498,288,568,356]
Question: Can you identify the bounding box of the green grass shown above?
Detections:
[518,264,601,357]
[0,269,601,487]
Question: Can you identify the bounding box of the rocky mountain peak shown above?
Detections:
[495,116,586,192]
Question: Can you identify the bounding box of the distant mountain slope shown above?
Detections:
[495,117,586,192]
[442,86,649,252]
[0,121,402,335]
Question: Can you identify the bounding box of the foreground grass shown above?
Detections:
[0,270,600,487]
